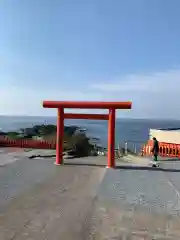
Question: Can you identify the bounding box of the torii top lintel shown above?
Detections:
[43,101,132,109]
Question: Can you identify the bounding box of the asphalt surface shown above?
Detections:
[1,153,180,239]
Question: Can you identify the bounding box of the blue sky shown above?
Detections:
[0,0,180,118]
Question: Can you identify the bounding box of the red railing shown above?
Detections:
[141,140,180,158]
[0,136,56,149]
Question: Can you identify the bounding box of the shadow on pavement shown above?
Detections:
[64,162,180,172]
[159,158,180,162]
[116,165,180,172]
[64,162,106,168]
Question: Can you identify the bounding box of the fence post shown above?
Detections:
[125,142,128,155]
[134,143,137,154]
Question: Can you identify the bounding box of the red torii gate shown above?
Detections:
[43,101,132,168]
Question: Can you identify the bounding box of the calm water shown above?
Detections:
[0,116,180,151]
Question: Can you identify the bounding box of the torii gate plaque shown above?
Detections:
[43,101,132,168]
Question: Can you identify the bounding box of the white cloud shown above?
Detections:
[0,85,107,116]
[91,69,180,119]
[0,68,180,119]
[91,69,180,93]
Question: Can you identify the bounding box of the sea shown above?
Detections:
[0,116,180,152]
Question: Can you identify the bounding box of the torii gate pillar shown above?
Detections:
[43,101,132,168]
[108,108,116,168]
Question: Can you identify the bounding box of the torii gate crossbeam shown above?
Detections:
[43,101,132,168]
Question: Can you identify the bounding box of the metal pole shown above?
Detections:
[134,143,137,154]
[125,142,128,155]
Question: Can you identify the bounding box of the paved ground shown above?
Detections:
[90,167,180,239]
[1,151,180,239]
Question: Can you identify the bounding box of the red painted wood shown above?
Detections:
[64,113,109,120]
[43,101,132,109]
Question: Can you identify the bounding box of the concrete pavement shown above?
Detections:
[1,154,180,239]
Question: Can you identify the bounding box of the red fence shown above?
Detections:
[0,136,56,149]
[141,140,180,158]
[2,135,180,158]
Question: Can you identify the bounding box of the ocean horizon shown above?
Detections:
[0,115,180,152]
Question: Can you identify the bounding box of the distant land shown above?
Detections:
[0,124,99,158]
